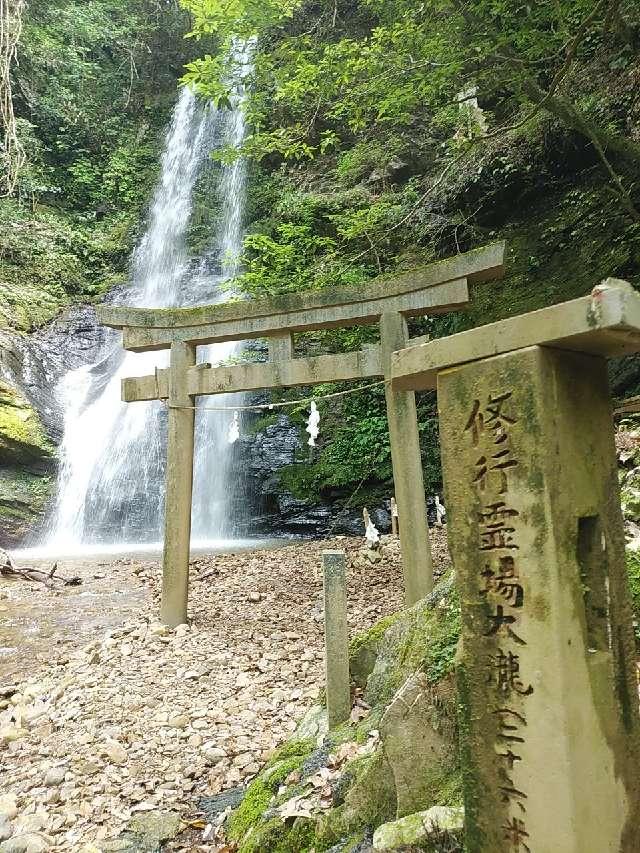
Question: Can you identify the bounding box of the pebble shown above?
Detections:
[0,726,26,744]
[167,715,189,729]
[0,833,50,853]
[102,739,128,765]
[0,798,17,821]
[0,818,12,843]
[44,767,66,787]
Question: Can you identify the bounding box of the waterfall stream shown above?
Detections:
[39,50,253,555]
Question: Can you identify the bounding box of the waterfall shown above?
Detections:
[40,46,253,555]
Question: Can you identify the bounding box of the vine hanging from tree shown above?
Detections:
[0,0,26,196]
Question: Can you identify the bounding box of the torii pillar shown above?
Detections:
[392,280,640,852]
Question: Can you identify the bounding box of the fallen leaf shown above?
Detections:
[278,795,316,820]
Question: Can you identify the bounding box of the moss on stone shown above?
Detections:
[0,381,55,466]
[227,777,275,843]
[625,550,640,643]
[266,738,315,767]
[316,749,397,847]
[0,383,55,546]
[349,613,402,689]
[228,740,315,847]
[365,576,460,707]
[0,468,53,515]
[237,816,317,853]
[225,580,463,853]
[269,757,309,792]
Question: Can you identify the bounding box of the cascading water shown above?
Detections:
[41,46,253,555]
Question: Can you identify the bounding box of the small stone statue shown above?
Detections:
[435,495,446,526]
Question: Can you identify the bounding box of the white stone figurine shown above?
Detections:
[306,401,320,447]
[435,494,446,526]
[228,411,240,444]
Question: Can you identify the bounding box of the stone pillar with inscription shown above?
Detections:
[438,344,640,852]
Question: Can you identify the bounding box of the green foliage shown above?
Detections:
[336,141,402,187]
[0,196,133,330]
[182,0,640,505]
[626,550,640,643]
[237,224,341,297]
[0,0,201,331]
[15,0,194,206]
[183,0,640,180]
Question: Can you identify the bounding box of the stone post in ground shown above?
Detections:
[160,341,197,628]
[380,311,433,605]
[323,550,351,727]
[390,496,398,536]
[438,344,640,852]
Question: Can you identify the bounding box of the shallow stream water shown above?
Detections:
[0,537,280,684]
[0,558,149,684]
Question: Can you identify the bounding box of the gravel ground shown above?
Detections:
[0,532,450,851]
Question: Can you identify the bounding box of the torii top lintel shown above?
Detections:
[97,241,505,353]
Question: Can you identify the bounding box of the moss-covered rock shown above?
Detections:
[0,467,54,547]
[0,381,55,467]
[227,740,314,851]
[380,673,459,818]
[349,613,402,689]
[222,576,462,852]
[316,749,397,847]
[100,809,182,851]
[365,577,460,707]
[0,381,56,547]
[372,806,464,852]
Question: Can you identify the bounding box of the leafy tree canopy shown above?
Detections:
[182,0,639,215]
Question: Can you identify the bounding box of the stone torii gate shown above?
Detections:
[98,242,505,627]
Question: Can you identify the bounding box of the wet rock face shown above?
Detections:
[0,304,110,443]
[231,414,387,537]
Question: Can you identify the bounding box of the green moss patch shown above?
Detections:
[0,382,55,467]
[349,613,403,689]
[365,577,461,707]
[228,740,315,846]
[626,549,640,643]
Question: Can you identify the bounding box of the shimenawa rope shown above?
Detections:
[164,378,390,412]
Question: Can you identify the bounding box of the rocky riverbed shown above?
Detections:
[0,534,451,852]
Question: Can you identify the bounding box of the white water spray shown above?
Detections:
[43,45,253,554]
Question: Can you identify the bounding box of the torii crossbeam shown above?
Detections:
[98,242,506,626]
